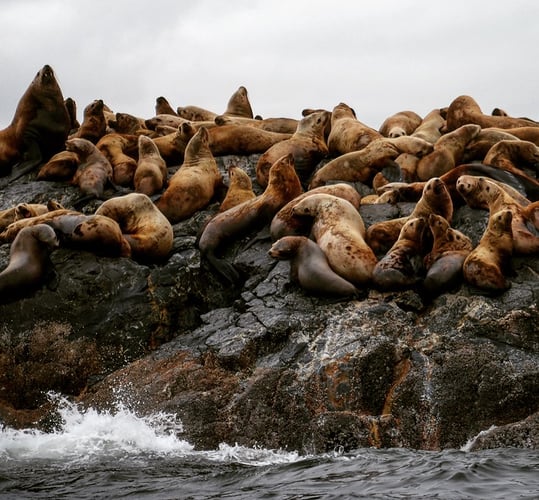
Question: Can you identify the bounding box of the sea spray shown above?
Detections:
[0,393,302,467]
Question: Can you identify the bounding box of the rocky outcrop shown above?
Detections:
[0,154,537,452]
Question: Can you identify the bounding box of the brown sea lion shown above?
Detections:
[214,115,299,134]
[484,140,539,178]
[155,96,178,116]
[309,136,432,189]
[45,213,131,257]
[488,126,539,146]
[0,65,71,181]
[0,208,80,244]
[0,224,59,302]
[134,135,168,196]
[64,97,80,134]
[268,235,359,297]
[256,110,330,187]
[461,128,520,162]
[327,102,382,155]
[198,153,303,284]
[145,114,190,131]
[155,126,223,223]
[0,201,61,231]
[65,137,114,199]
[410,109,446,144]
[177,105,218,122]
[96,133,139,186]
[110,112,150,135]
[416,124,481,181]
[445,95,538,132]
[462,209,514,293]
[270,183,362,241]
[291,193,377,286]
[224,86,253,118]
[422,213,473,295]
[203,124,292,156]
[372,217,427,291]
[379,110,422,138]
[95,193,172,263]
[152,124,193,165]
[70,99,106,144]
[219,165,256,212]
[456,175,539,254]
[366,177,453,256]
[37,150,79,181]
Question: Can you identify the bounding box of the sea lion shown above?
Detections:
[456,175,539,254]
[203,124,292,156]
[422,213,473,296]
[177,105,218,122]
[219,165,256,212]
[0,224,59,302]
[214,115,298,134]
[64,97,80,134]
[134,135,168,196]
[366,177,453,256]
[155,126,223,223]
[487,126,539,146]
[461,128,520,162]
[45,213,131,257]
[372,217,427,291]
[327,102,382,155]
[70,99,106,144]
[95,193,172,263]
[462,209,514,293]
[483,139,539,181]
[198,153,303,284]
[155,96,178,116]
[268,236,359,297]
[291,193,377,286]
[409,109,446,144]
[65,137,114,199]
[0,208,80,244]
[270,183,362,241]
[445,95,538,132]
[416,124,481,181]
[0,65,71,181]
[96,133,139,186]
[223,85,253,118]
[37,150,79,181]
[152,124,193,165]
[308,136,433,189]
[379,110,422,138]
[377,163,535,207]
[255,110,330,187]
[0,201,60,231]
[145,114,190,131]
[109,112,150,135]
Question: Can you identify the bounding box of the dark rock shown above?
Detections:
[0,154,537,454]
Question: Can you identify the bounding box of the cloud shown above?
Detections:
[0,0,538,129]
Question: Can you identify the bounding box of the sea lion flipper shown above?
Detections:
[206,253,242,285]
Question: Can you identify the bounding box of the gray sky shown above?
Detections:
[1,0,538,129]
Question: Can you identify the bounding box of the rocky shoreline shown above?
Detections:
[1,153,537,453]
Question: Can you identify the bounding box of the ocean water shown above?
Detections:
[0,396,537,499]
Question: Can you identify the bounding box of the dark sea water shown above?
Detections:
[0,397,537,499]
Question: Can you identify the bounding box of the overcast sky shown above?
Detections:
[1,0,538,130]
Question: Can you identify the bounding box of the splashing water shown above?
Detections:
[0,394,300,467]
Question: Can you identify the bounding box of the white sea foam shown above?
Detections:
[0,394,301,466]
[460,425,498,452]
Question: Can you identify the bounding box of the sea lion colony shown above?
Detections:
[0,64,538,301]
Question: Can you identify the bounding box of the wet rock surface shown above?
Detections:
[0,154,537,452]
